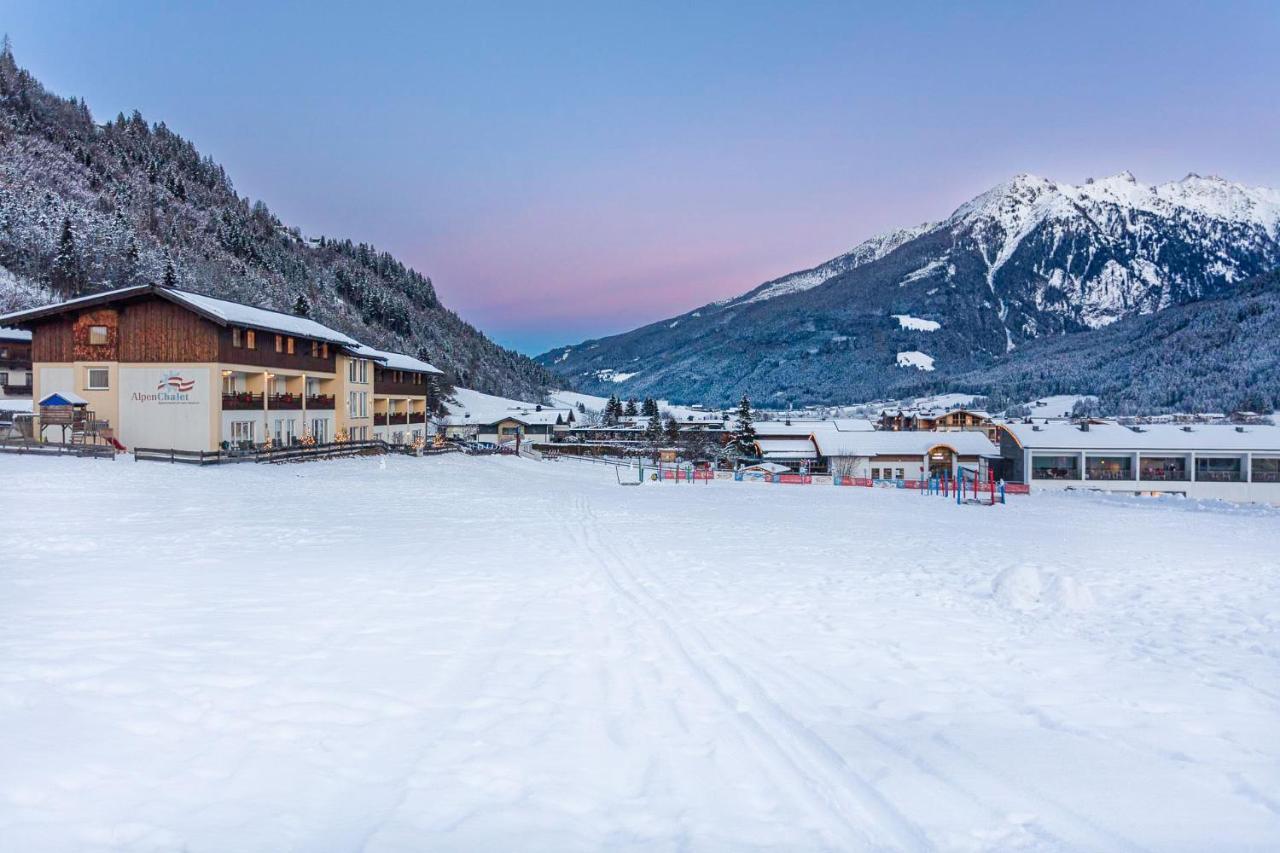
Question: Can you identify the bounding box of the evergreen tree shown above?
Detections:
[732,394,757,455]
[603,394,621,426]
[624,398,638,417]
[641,397,659,418]
[663,414,681,444]
[120,237,140,286]
[50,216,85,295]
[162,259,178,289]
[645,412,663,445]
[293,293,312,317]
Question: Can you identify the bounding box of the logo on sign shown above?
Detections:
[157,372,196,393]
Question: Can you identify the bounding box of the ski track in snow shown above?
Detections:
[0,454,1278,851]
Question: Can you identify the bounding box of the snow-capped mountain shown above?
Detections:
[538,172,1280,410]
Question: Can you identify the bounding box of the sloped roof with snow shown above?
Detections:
[814,430,1000,458]
[350,344,442,375]
[754,438,819,459]
[0,285,361,347]
[0,326,32,342]
[1002,422,1280,452]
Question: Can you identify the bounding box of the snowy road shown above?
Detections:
[1,454,1278,851]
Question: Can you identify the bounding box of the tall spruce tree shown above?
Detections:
[293,293,312,317]
[162,259,178,288]
[733,394,757,455]
[645,412,663,445]
[603,394,621,426]
[624,398,638,417]
[663,414,680,444]
[641,397,659,418]
[51,216,85,296]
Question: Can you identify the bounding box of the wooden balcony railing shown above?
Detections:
[268,393,302,410]
[305,394,335,410]
[388,413,408,425]
[374,413,388,426]
[408,412,426,424]
[222,392,264,411]
[1,384,33,397]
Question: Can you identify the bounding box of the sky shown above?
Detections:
[4,1,1279,354]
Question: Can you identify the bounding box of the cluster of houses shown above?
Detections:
[0,284,441,453]
[3,286,1279,504]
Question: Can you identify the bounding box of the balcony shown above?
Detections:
[389,413,409,425]
[408,412,426,424]
[222,392,264,411]
[268,393,302,410]
[305,394,335,410]
[1,384,33,397]
[374,413,387,426]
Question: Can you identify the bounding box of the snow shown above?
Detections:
[1003,421,1280,452]
[166,289,363,346]
[1,455,1278,850]
[0,326,32,342]
[592,369,638,384]
[812,429,999,458]
[737,223,934,306]
[350,344,442,375]
[895,350,935,371]
[891,314,941,332]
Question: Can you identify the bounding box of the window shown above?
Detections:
[1032,454,1080,480]
[359,360,368,383]
[348,391,357,417]
[86,367,109,390]
[895,468,905,480]
[871,468,881,480]
[359,391,368,417]
[88,325,109,345]
[1086,455,1133,481]
[273,418,296,445]
[230,420,256,444]
[275,334,283,353]
[0,371,8,385]
[348,359,356,382]
[232,328,242,347]
[1252,457,1280,483]
[245,329,256,349]
[1140,456,1188,482]
[311,418,328,443]
[1196,457,1243,483]
[321,343,328,359]
[222,373,243,394]
[311,340,319,357]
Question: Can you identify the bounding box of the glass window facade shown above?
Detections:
[1195,456,1243,483]
[1031,454,1080,480]
[1252,457,1280,483]
[1086,455,1133,480]
[1139,456,1188,481]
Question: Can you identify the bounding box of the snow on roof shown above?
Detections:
[740,462,792,474]
[0,398,33,413]
[166,289,361,346]
[0,285,362,348]
[814,430,1000,458]
[0,326,32,342]
[1002,422,1280,452]
[350,343,442,375]
[39,391,88,406]
[755,438,819,459]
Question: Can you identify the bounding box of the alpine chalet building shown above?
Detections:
[0,284,441,452]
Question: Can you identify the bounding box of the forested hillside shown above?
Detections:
[0,42,559,398]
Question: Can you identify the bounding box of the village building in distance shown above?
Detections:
[0,284,440,453]
[0,327,33,399]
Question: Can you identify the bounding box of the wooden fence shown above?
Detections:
[134,439,460,466]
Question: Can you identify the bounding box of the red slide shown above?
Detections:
[108,437,126,451]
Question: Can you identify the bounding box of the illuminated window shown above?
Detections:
[275,334,283,353]
[232,328,242,347]
[245,330,256,349]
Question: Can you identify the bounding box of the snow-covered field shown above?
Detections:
[1,455,1278,851]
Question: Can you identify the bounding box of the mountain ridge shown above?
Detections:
[538,171,1280,412]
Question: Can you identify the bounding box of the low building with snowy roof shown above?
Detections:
[0,284,441,452]
[351,344,442,446]
[812,429,1001,481]
[999,422,1280,503]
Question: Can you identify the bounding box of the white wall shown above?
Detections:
[117,366,211,451]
